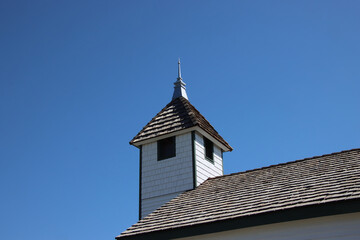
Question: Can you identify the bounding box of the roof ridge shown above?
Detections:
[208,147,360,180]
[178,97,198,126]
[180,97,232,151]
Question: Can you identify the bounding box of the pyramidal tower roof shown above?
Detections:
[130,60,232,151]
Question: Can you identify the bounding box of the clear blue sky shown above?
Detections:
[1,1,359,240]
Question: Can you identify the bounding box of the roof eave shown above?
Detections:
[130,126,232,152]
[130,126,198,147]
[116,198,360,240]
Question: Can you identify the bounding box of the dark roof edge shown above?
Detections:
[208,147,360,181]
[199,127,233,151]
[129,125,232,151]
[130,126,198,147]
[116,198,360,240]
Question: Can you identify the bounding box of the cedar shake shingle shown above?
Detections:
[117,148,360,238]
[130,97,232,151]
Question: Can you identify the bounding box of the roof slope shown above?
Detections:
[130,97,232,150]
[118,148,360,238]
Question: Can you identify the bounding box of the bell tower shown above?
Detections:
[130,60,232,219]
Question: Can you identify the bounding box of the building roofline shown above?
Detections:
[116,198,360,240]
[117,147,360,239]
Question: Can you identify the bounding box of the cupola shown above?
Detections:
[130,60,232,219]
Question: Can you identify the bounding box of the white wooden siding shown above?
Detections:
[194,132,223,186]
[141,133,193,218]
[177,212,360,240]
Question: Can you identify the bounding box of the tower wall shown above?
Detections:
[194,132,223,187]
[140,133,194,218]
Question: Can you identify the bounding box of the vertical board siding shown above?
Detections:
[141,133,193,218]
[194,132,223,186]
[177,212,360,240]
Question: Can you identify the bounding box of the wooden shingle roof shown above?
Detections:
[117,148,360,239]
[130,97,232,151]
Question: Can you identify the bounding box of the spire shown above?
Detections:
[172,58,188,100]
[177,58,182,80]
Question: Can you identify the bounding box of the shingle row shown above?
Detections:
[119,148,360,237]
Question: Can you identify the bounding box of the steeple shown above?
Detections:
[172,58,188,100]
[130,59,232,219]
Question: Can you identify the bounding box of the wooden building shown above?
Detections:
[116,60,360,240]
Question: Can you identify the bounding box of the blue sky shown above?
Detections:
[1,1,359,240]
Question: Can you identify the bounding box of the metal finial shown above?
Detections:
[177,58,182,80]
[172,58,188,100]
